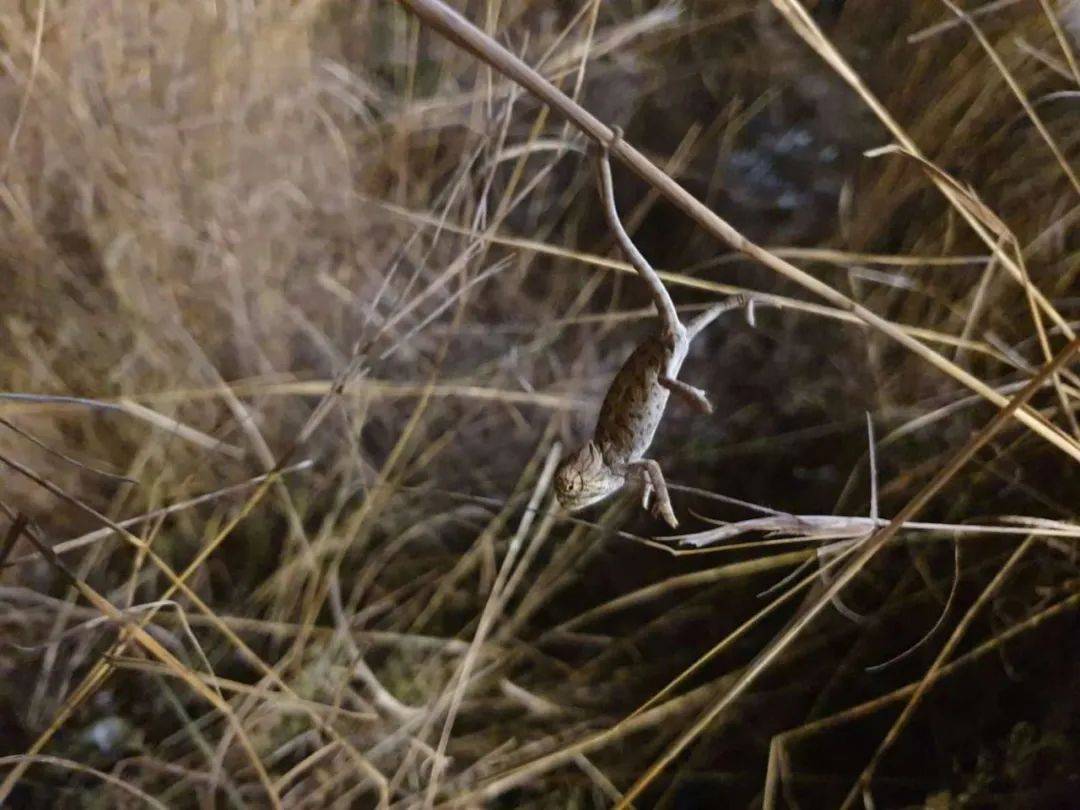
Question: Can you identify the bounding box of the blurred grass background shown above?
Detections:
[0,0,1078,806]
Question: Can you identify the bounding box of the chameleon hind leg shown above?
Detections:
[641,478,654,511]
[626,458,678,528]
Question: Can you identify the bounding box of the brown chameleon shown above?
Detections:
[555,132,749,528]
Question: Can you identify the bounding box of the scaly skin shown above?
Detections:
[555,309,735,528]
[595,329,682,467]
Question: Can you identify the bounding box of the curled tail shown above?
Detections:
[596,131,683,335]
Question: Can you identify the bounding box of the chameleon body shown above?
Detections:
[595,329,686,464]
[554,133,746,528]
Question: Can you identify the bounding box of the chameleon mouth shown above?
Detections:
[556,486,619,513]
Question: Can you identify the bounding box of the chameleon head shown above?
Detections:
[554,441,625,512]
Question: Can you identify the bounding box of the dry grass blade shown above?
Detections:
[0,394,244,459]
[863,144,1012,241]
[0,393,127,413]
[115,399,246,459]
[0,0,44,177]
[549,549,813,634]
[907,0,1023,44]
[108,657,375,723]
[864,538,959,672]
[671,512,1080,547]
[838,533,1043,806]
[623,548,852,724]
[0,455,389,806]
[1035,0,1080,86]
[375,200,1005,358]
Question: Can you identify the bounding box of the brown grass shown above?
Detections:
[1,0,1078,807]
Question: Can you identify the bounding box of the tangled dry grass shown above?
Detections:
[1,0,1078,807]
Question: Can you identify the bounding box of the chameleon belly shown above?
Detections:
[594,332,688,467]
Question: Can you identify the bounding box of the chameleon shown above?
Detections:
[554,131,750,528]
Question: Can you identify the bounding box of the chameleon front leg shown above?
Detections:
[685,295,751,340]
[659,376,713,414]
[626,458,678,528]
[664,294,757,413]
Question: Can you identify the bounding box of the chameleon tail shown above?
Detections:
[596,130,683,335]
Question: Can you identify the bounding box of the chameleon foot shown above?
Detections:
[650,496,678,529]
[628,458,678,528]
